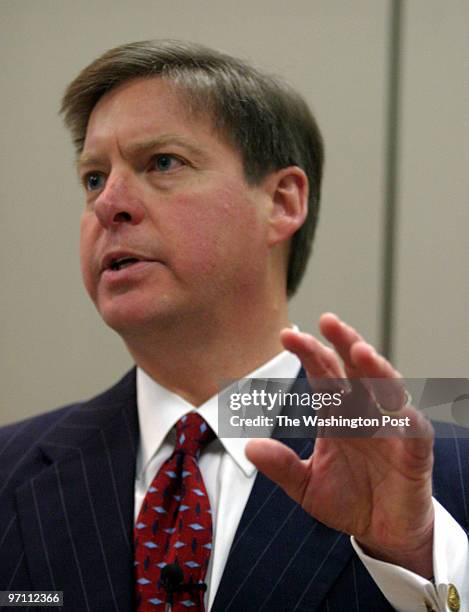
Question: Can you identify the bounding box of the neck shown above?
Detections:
[123,295,290,406]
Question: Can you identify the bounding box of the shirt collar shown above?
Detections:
[136,343,301,479]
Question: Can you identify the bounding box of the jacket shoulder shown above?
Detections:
[0,369,136,477]
[0,404,78,464]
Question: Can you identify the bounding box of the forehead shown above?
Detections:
[83,77,218,152]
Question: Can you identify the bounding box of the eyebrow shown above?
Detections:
[76,134,209,172]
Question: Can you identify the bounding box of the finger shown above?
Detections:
[319,313,363,375]
[400,405,435,458]
[351,341,400,378]
[245,438,309,505]
[281,328,346,380]
[320,313,407,411]
[350,341,407,412]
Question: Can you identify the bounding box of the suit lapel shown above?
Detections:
[15,371,139,612]
[213,373,354,612]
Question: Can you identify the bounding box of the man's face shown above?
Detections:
[79,77,270,335]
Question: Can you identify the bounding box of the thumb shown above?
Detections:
[245,438,309,505]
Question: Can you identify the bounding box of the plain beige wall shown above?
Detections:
[0,0,466,426]
[394,0,469,376]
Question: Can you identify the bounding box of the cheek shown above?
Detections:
[175,191,252,252]
[79,214,98,300]
[168,189,263,273]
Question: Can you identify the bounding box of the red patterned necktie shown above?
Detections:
[134,413,216,611]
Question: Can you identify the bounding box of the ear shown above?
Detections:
[264,167,309,247]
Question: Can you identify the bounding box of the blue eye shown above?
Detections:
[152,154,183,172]
[85,172,105,191]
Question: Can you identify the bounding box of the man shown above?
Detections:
[0,40,467,611]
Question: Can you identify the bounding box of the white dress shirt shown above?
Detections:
[134,350,468,611]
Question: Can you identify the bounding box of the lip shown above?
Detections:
[101,259,158,284]
[99,249,163,284]
[100,250,154,273]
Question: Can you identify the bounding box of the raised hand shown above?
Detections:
[246,313,435,577]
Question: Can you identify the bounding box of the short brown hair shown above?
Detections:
[61,40,324,296]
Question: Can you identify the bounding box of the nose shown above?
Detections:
[94,173,145,228]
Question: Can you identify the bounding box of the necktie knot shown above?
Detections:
[175,413,215,458]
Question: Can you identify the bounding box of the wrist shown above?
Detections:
[356,523,434,579]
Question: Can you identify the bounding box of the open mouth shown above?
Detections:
[109,257,141,271]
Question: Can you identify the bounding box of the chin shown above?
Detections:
[97,294,191,338]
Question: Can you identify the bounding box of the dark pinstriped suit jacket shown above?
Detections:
[1,370,468,611]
